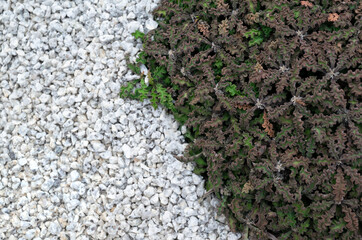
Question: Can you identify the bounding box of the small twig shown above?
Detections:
[242,226,249,240]
[236,216,278,240]
[198,189,215,203]
[172,152,204,163]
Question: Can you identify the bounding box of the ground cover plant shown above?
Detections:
[120,0,362,239]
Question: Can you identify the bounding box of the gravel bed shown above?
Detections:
[0,0,242,239]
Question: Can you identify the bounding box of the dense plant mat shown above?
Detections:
[120,0,362,239]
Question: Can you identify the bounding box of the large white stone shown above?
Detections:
[145,18,158,31]
[91,141,106,152]
[122,144,133,158]
[127,21,141,33]
[49,221,62,235]
[99,35,114,43]
[18,158,28,166]
[124,185,135,198]
[143,187,155,198]
[70,170,80,181]
[161,211,172,224]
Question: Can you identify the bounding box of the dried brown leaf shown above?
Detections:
[216,0,229,11]
[295,99,306,106]
[301,1,313,7]
[245,12,260,23]
[197,21,210,38]
[262,110,275,138]
[254,62,263,72]
[328,13,339,22]
[218,19,229,36]
[242,181,253,193]
[236,104,253,110]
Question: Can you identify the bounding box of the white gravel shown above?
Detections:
[0,0,242,239]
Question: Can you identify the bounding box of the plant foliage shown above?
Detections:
[121,0,362,239]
